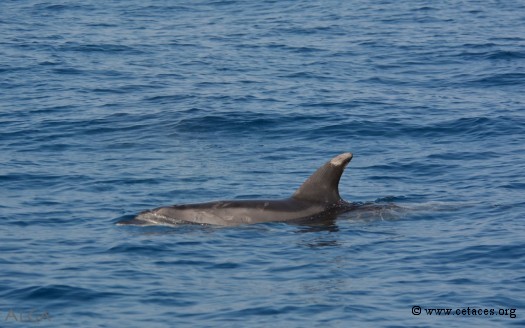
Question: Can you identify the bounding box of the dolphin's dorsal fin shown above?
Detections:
[292,153,353,204]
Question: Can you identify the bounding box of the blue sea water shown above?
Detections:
[1,0,524,327]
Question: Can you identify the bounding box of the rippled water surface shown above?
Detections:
[1,0,524,327]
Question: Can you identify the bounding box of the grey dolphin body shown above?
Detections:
[118,153,354,226]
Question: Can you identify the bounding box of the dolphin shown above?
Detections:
[117,152,355,226]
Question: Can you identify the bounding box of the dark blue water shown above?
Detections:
[1,0,524,327]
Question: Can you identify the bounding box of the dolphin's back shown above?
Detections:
[117,153,354,227]
[120,199,324,226]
